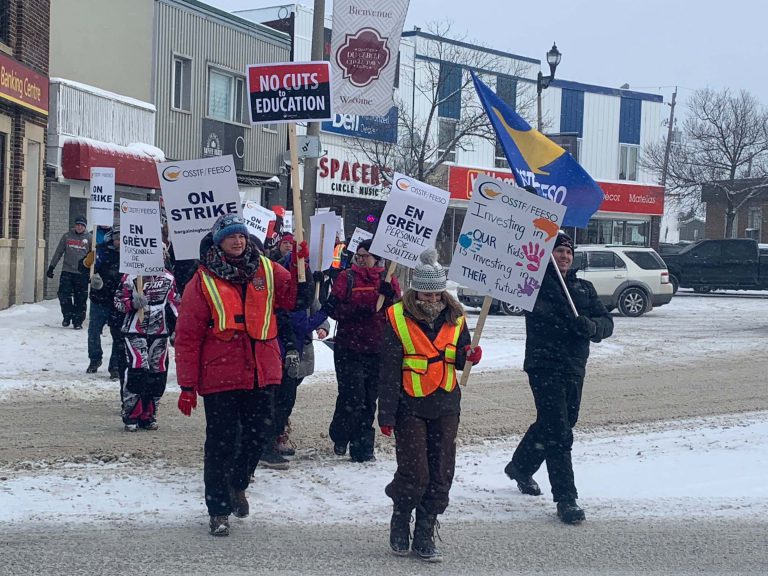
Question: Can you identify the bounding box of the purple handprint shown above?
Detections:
[518,276,540,296]
[522,242,545,271]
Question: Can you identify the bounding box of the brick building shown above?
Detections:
[702,178,768,242]
[0,0,50,309]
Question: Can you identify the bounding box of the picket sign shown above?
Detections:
[459,295,493,387]
[315,223,325,301]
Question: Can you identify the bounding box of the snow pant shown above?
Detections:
[58,271,89,326]
[329,346,379,461]
[510,370,584,502]
[87,302,124,372]
[385,413,460,516]
[121,335,169,425]
[203,386,276,517]
[273,374,303,439]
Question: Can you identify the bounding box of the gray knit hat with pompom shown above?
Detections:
[411,248,447,292]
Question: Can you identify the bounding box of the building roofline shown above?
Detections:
[161,0,291,45]
[550,78,663,102]
[402,30,540,65]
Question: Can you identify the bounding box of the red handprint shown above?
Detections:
[522,242,545,271]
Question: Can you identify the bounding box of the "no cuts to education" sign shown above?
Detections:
[369,173,450,267]
[119,199,165,276]
[447,175,566,312]
[156,155,242,260]
[247,62,333,124]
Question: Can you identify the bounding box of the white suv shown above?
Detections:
[573,245,673,317]
[457,245,673,318]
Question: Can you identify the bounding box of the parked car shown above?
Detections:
[458,245,673,318]
[573,245,673,317]
[661,238,768,293]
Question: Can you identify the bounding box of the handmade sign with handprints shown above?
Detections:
[448,174,567,311]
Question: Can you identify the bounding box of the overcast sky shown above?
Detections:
[207,0,768,111]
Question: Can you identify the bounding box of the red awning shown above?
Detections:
[61,140,160,189]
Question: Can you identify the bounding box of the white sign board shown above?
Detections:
[447,175,567,311]
[156,155,241,260]
[283,210,294,234]
[89,167,115,227]
[309,211,339,272]
[369,172,449,267]
[119,199,165,276]
[242,201,275,243]
[348,227,373,255]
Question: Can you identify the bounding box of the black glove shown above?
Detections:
[46,267,55,279]
[312,270,325,284]
[284,349,301,378]
[573,315,597,338]
[90,273,104,290]
[378,281,396,299]
[169,331,176,347]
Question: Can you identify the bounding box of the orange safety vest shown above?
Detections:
[198,255,277,341]
[331,243,346,268]
[387,301,465,397]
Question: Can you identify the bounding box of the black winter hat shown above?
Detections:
[554,231,574,252]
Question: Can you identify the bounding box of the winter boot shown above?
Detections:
[412,507,442,562]
[230,489,249,518]
[62,318,71,327]
[389,506,412,556]
[86,359,102,374]
[275,431,296,456]
[260,450,290,470]
[109,369,120,381]
[504,462,542,496]
[124,421,139,432]
[556,499,586,524]
[333,442,347,456]
[209,515,230,536]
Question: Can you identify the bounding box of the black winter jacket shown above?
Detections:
[378,306,471,427]
[88,246,122,308]
[524,264,613,377]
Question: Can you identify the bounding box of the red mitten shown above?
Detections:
[177,390,197,416]
[296,240,309,260]
[380,425,394,437]
[465,345,483,365]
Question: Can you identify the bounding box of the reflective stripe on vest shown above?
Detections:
[198,255,277,341]
[387,301,465,397]
[331,243,345,268]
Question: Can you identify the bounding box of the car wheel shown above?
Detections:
[498,301,524,316]
[693,286,712,294]
[618,287,649,317]
[669,274,679,294]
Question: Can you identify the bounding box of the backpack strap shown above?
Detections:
[345,268,354,300]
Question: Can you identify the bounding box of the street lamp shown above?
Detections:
[536,42,562,132]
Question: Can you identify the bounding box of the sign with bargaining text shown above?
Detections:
[369,173,450,268]
[242,201,275,243]
[119,199,165,276]
[447,175,566,312]
[348,227,373,255]
[89,167,115,227]
[247,62,332,124]
[156,155,241,260]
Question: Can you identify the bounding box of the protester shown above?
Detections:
[504,232,613,524]
[377,248,478,561]
[114,265,179,431]
[46,215,92,329]
[82,226,124,379]
[174,214,305,537]
[262,240,330,468]
[325,239,400,462]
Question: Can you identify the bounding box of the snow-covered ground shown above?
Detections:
[0,294,766,525]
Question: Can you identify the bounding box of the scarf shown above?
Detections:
[415,300,446,322]
[203,240,259,284]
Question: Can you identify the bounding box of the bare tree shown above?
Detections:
[643,88,768,237]
[345,21,536,186]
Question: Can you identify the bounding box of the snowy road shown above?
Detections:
[0,294,767,573]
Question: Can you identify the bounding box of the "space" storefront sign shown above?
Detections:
[317,154,392,200]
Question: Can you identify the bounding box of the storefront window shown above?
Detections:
[578,218,649,246]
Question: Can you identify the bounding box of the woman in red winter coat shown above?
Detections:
[325,239,400,462]
[174,214,302,537]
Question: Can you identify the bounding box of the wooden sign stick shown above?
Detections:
[136,275,145,322]
[287,123,306,283]
[315,223,325,302]
[375,260,398,311]
[459,295,493,387]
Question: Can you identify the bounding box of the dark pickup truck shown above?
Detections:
[662,238,768,293]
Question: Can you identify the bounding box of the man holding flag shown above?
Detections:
[472,73,613,524]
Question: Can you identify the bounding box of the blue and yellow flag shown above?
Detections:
[472,72,603,228]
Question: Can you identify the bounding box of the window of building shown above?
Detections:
[560,89,584,137]
[172,56,191,111]
[0,0,9,45]
[208,68,246,124]
[747,207,762,240]
[437,117,457,163]
[618,144,639,181]
[437,63,461,120]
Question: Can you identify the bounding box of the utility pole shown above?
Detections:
[661,87,677,187]
[300,0,326,241]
